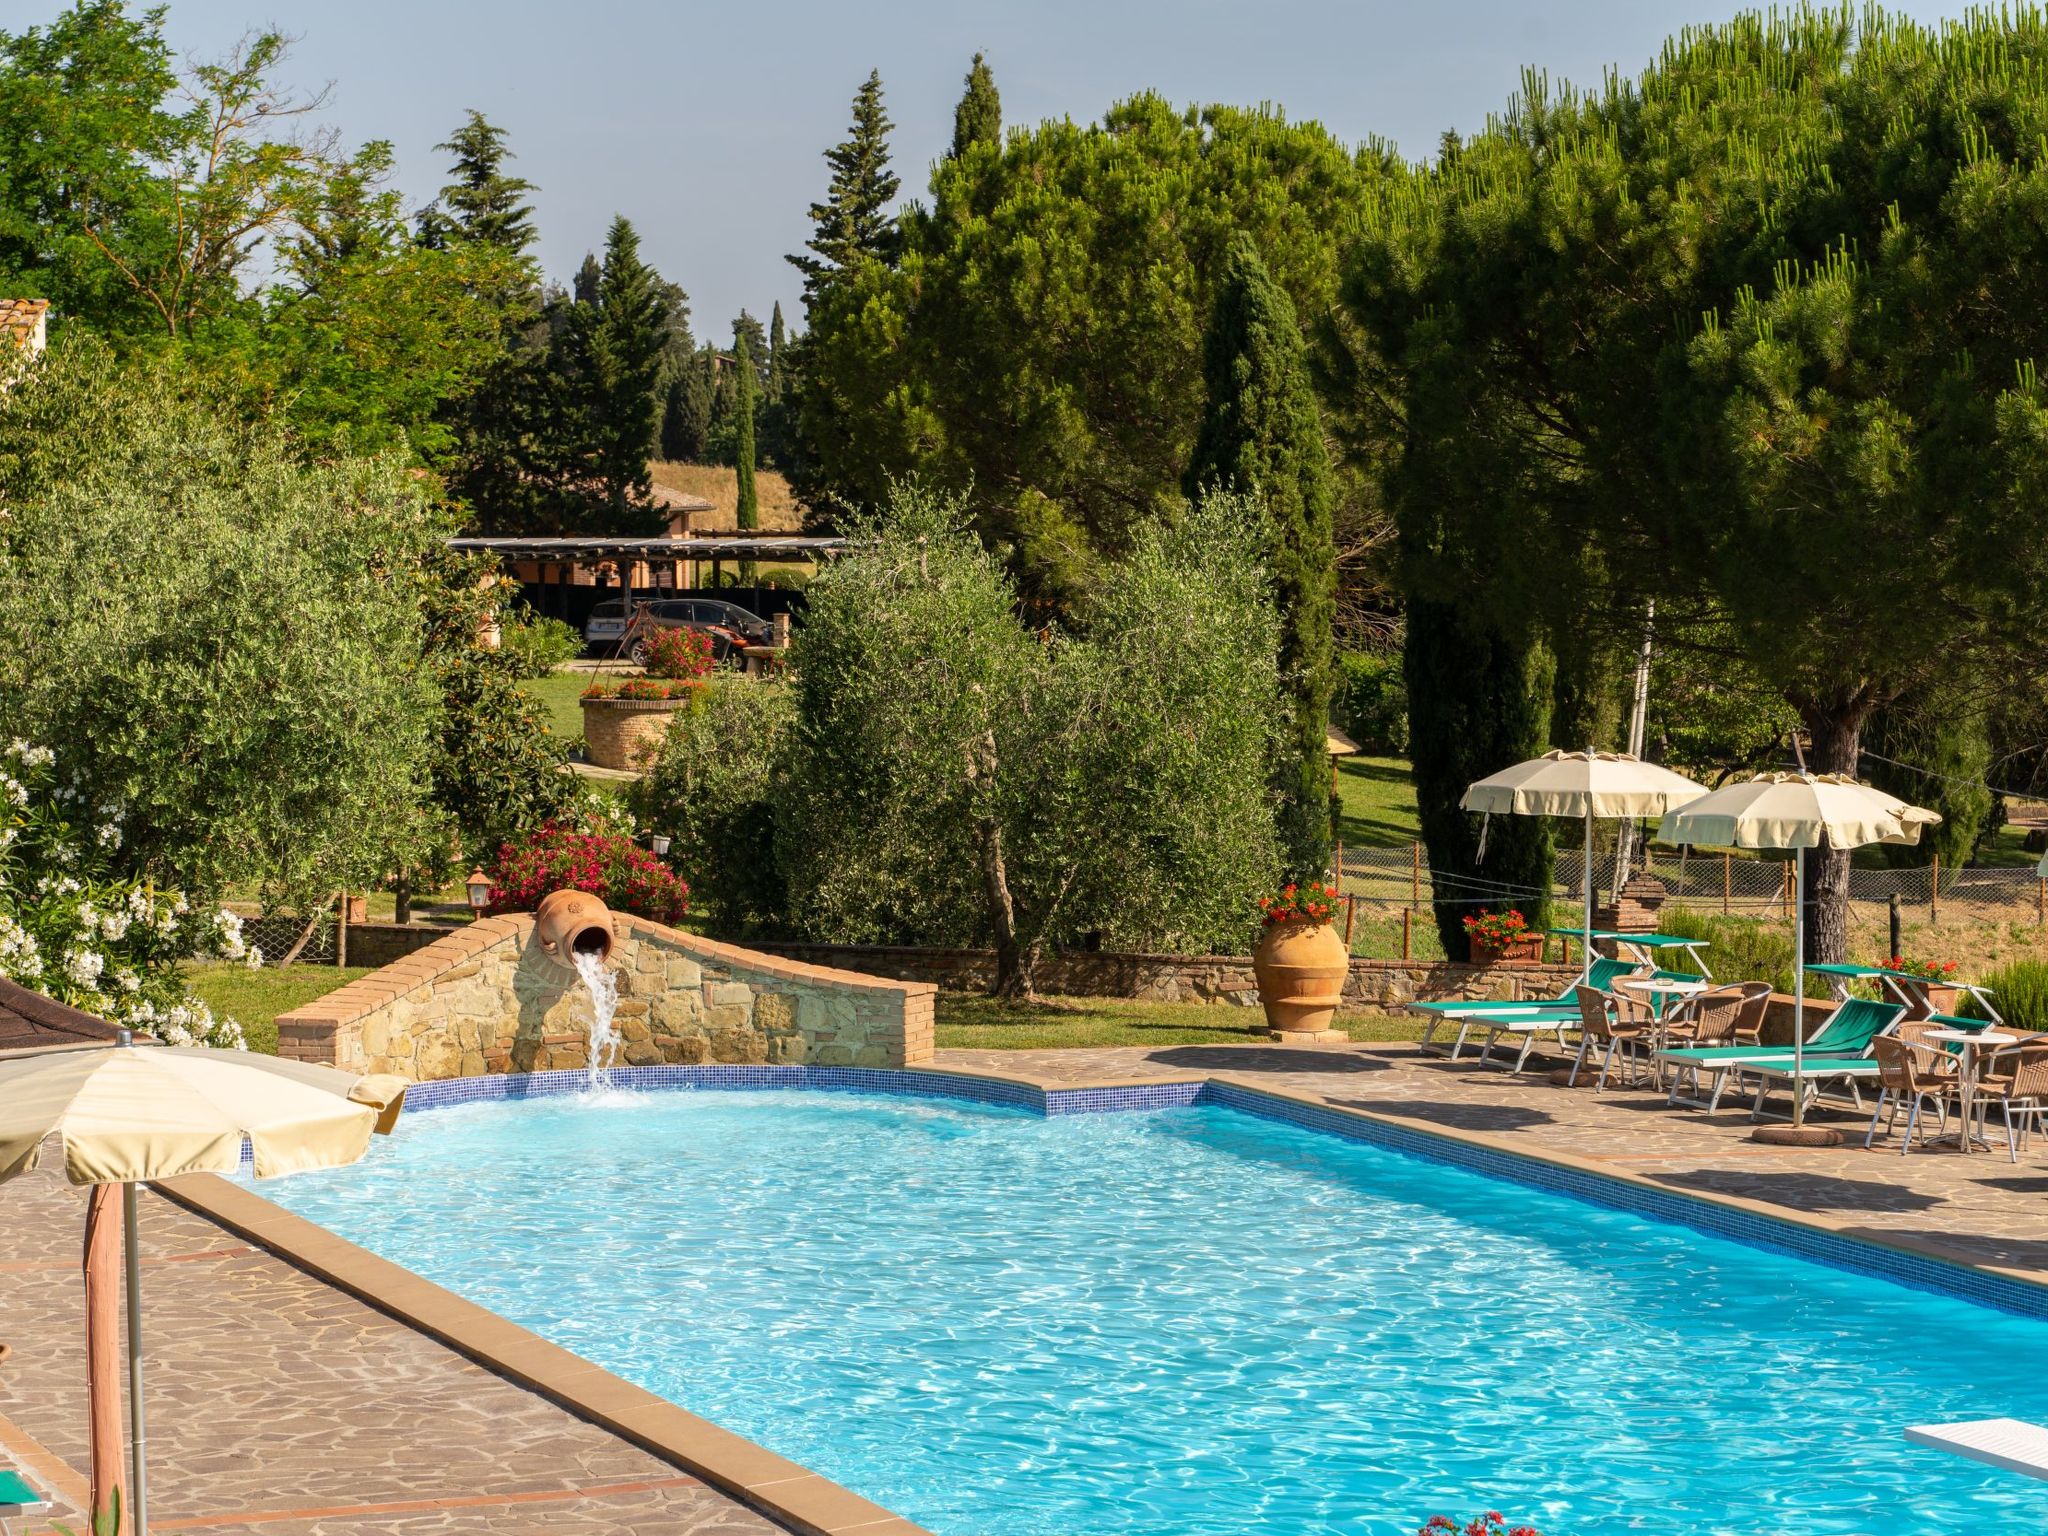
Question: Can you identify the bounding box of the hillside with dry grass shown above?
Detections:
[651,462,806,531]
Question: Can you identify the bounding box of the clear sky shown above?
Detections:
[146,0,1971,341]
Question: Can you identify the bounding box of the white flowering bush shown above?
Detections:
[0,740,254,1047]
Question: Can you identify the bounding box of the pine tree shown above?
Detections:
[949,52,1001,158]
[558,217,672,527]
[788,70,900,301]
[418,110,545,531]
[418,111,538,255]
[1184,234,1338,880]
[734,325,760,584]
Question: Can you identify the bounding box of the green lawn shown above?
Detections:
[517,671,590,743]
[1334,753,1420,850]
[935,992,1421,1050]
[184,963,378,1055]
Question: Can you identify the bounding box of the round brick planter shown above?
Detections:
[580,695,687,772]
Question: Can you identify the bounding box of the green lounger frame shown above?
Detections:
[1412,957,1637,1052]
[1659,997,1904,1111]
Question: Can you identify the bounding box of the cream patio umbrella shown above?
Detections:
[0,1038,407,1534]
[1461,750,1707,982]
[1657,772,1940,1129]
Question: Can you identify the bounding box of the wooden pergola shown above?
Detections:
[447,535,848,618]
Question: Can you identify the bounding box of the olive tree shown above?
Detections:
[0,339,439,907]
[776,485,1280,996]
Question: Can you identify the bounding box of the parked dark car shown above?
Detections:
[621,598,772,663]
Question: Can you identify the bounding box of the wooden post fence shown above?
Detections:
[1411,841,1422,908]
[1401,905,1412,960]
[1722,853,1732,916]
[1931,851,1941,926]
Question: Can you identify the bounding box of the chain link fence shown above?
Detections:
[234,910,338,967]
[1334,841,2048,961]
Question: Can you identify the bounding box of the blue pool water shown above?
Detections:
[262,1087,2048,1534]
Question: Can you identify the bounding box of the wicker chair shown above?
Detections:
[1969,1040,2048,1163]
[1729,981,1774,1046]
[1864,1035,1955,1155]
[1667,987,1746,1048]
[1569,984,1649,1092]
[1897,1018,1964,1081]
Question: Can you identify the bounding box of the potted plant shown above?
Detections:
[1251,879,1350,1038]
[1887,954,1962,1018]
[1463,908,1542,964]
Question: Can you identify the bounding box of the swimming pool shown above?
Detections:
[261,1077,2048,1535]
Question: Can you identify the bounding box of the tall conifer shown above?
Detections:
[419,110,544,531]
[788,70,899,301]
[734,327,760,583]
[949,52,1001,158]
[1185,235,1337,879]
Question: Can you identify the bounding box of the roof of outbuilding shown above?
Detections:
[0,298,49,349]
[0,977,124,1053]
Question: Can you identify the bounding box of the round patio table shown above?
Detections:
[1618,977,1710,1087]
[1922,1027,2017,1154]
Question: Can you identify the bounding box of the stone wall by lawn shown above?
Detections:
[746,942,1581,1010]
[277,913,935,1080]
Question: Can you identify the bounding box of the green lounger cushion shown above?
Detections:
[0,1470,43,1508]
[1412,957,1635,1014]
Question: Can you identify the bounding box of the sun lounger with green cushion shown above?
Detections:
[0,1468,44,1534]
[1659,996,1905,1111]
[1410,957,1637,1050]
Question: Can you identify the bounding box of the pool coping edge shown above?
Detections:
[150,1172,934,1536]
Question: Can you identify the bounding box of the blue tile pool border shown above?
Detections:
[388,1064,2048,1322]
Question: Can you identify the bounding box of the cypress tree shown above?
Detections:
[1406,600,1556,958]
[1184,234,1337,880]
[949,52,1001,158]
[572,251,602,304]
[734,327,760,583]
[788,70,899,301]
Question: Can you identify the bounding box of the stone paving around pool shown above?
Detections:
[937,1037,2048,1280]
[7,1033,2048,1536]
[0,1167,788,1536]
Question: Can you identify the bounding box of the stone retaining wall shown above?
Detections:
[277,913,935,1080]
[746,941,1580,1010]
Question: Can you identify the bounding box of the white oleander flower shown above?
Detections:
[99,911,130,941]
[64,949,104,986]
[114,968,140,993]
[0,776,24,809]
[96,822,121,849]
[244,944,264,970]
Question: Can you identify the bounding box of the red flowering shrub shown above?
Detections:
[486,822,689,924]
[641,625,715,679]
[1257,879,1341,927]
[1887,954,1959,982]
[581,677,703,701]
[1462,909,1531,948]
[1419,1514,1539,1536]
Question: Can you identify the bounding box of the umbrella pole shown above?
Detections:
[1582,803,1595,985]
[124,1179,149,1535]
[1792,846,1807,1129]
[83,1183,125,1529]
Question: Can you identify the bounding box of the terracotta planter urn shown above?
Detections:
[1904,982,1961,1021]
[533,889,616,968]
[1253,919,1350,1039]
[1470,934,1545,966]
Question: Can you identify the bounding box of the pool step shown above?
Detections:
[1907,1418,2048,1481]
